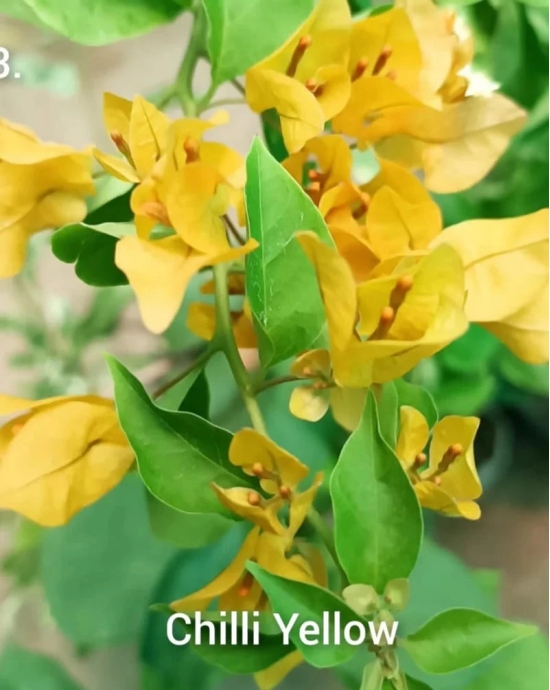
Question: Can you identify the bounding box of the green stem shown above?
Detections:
[213,263,268,435]
[254,374,302,393]
[306,507,349,589]
[152,344,218,400]
[175,2,207,116]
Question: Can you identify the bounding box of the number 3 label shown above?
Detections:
[0,47,11,79]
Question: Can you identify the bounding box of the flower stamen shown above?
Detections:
[353,56,369,81]
[287,35,312,77]
[373,45,393,76]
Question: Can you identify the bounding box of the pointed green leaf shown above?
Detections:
[107,356,253,518]
[331,390,422,591]
[403,608,537,674]
[9,0,184,45]
[0,645,84,690]
[245,138,334,366]
[405,676,434,690]
[247,562,364,667]
[203,0,314,84]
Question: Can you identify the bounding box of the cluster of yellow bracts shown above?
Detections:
[0,3,548,685]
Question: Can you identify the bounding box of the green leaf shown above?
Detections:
[406,677,434,690]
[202,0,314,84]
[245,138,334,367]
[178,368,210,417]
[261,110,289,162]
[377,382,399,448]
[352,148,381,185]
[107,356,252,518]
[11,0,184,45]
[403,609,537,675]
[331,390,422,590]
[247,562,363,667]
[0,645,84,690]
[464,634,549,689]
[42,476,174,647]
[146,492,231,549]
[394,379,438,429]
[517,0,548,9]
[85,176,134,224]
[52,222,133,287]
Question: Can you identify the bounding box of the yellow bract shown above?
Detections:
[289,349,366,431]
[245,0,352,153]
[331,2,526,192]
[432,209,549,363]
[115,235,257,334]
[0,394,133,526]
[0,119,94,278]
[297,232,468,386]
[395,406,482,519]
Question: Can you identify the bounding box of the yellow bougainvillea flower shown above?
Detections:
[289,349,366,431]
[0,119,94,278]
[395,406,482,519]
[171,433,324,689]
[245,0,352,153]
[297,232,468,386]
[331,2,526,192]
[0,394,133,526]
[115,234,257,334]
[284,137,442,280]
[432,209,549,363]
[93,92,170,184]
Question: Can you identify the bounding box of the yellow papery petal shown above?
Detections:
[116,236,257,334]
[288,472,324,539]
[312,64,351,121]
[427,415,481,500]
[255,651,304,690]
[290,349,332,379]
[256,532,313,582]
[211,486,285,534]
[395,405,430,468]
[0,118,82,164]
[484,294,549,364]
[395,0,455,96]
[420,94,527,193]
[350,8,422,94]
[246,69,325,154]
[103,92,132,142]
[0,191,88,279]
[187,302,217,341]
[93,149,139,183]
[414,480,480,519]
[329,386,367,431]
[115,236,200,334]
[164,162,230,254]
[296,231,357,351]
[230,429,309,491]
[305,134,353,188]
[289,385,330,423]
[432,210,549,323]
[0,401,133,526]
[128,96,170,178]
[170,527,261,612]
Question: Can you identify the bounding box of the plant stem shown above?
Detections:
[224,214,245,245]
[254,374,302,393]
[204,97,247,110]
[152,343,218,400]
[213,263,268,435]
[175,2,207,116]
[306,507,349,589]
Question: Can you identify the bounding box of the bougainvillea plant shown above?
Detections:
[0,0,548,688]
